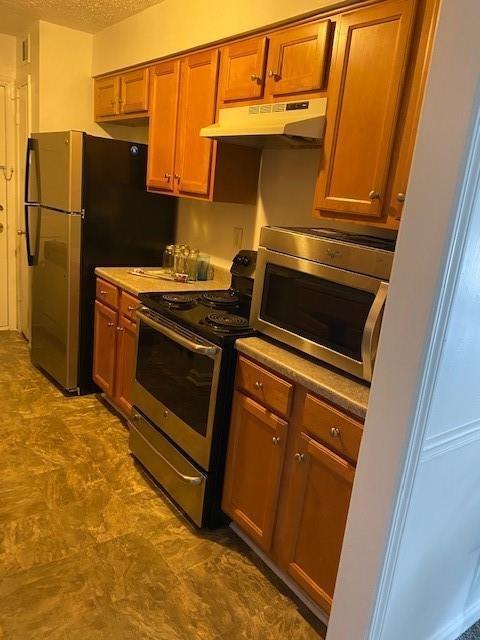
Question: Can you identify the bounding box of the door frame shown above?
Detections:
[0,76,17,331]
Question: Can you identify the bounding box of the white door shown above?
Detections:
[16,78,31,339]
[0,84,8,329]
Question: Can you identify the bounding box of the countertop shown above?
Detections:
[95,266,231,297]
[235,336,369,420]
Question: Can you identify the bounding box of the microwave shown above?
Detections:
[250,226,396,382]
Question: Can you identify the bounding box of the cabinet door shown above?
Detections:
[265,21,331,99]
[175,50,219,197]
[314,0,416,219]
[222,392,287,552]
[219,36,268,104]
[147,60,180,192]
[114,315,137,416]
[94,76,120,119]
[120,68,149,114]
[285,433,355,613]
[93,300,117,396]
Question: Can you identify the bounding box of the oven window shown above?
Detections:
[260,264,376,361]
[136,324,214,437]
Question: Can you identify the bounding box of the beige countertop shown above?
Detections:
[95,266,231,297]
[235,336,369,420]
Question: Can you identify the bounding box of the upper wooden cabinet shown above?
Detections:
[219,36,268,104]
[94,69,149,121]
[147,50,261,203]
[314,0,416,220]
[265,21,332,100]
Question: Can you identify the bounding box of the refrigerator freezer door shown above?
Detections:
[27,131,83,212]
[30,207,82,392]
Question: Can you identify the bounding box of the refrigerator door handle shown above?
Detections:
[24,137,37,206]
[24,204,36,266]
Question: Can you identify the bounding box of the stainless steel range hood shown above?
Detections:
[200,98,327,148]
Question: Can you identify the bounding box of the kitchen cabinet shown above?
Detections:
[94,69,149,121]
[222,354,363,614]
[222,392,287,552]
[314,0,416,220]
[265,20,332,100]
[284,433,355,613]
[92,278,139,416]
[147,50,261,203]
[218,36,268,105]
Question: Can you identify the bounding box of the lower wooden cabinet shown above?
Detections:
[93,281,138,416]
[222,392,287,552]
[284,433,355,613]
[223,356,363,614]
[93,300,117,395]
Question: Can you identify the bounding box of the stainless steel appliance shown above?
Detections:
[131,251,257,527]
[251,226,396,381]
[24,131,176,394]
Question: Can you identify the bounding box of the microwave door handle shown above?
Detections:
[361,282,389,381]
[136,308,220,358]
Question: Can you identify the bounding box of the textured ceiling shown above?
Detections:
[0,0,163,35]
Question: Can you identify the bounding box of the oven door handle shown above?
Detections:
[136,308,220,357]
[361,281,389,381]
[131,416,203,486]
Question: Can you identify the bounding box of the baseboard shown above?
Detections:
[428,599,480,640]
[230,522,329,628]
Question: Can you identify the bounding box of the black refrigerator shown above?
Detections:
[24,131,176,395]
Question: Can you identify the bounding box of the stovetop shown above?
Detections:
[138,288,255,346]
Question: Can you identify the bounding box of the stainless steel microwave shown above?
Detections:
[250,226,396,382]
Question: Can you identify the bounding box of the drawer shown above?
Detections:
[236,356,293,418]
[96,278,119,309]
[129,411,207,527]
[120,290,140,321]
[302,393,363,464]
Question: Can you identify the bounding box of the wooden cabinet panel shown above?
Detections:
[94,76,120,118]
[222,392,287,552]
[119,290,140,322]
[236,356,293,419]
[120,68,149,114]
[302,393,363,464]
[219,36,268,104]
[285,433,355,613]
[314,0,416,219]
[114,315,137,416]
[93,300,117,396]
[95,278,119,310]
[147,60,180,192]
[175,50,219,197]
[265,21,332,99]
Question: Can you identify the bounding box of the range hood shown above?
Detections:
[200,98,327,148]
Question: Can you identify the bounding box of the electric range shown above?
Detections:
[129,250,256,528]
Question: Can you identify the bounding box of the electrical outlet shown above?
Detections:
[233,226,244,251]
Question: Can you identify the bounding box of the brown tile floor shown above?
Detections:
[0,331,325,640]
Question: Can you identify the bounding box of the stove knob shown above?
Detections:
[234,255,243,265]
[241,256,250,266]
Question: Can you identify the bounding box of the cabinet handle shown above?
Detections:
[127,305,137,311]
[330,427,341,438]
[254,381,263,391]
[174,174,181,182]
[369,190,380,200]
[294,452,305,463]
[99,290,107,295]
[107,321,114,327]
[397,192,406,202]
[250,74,262,82]
[268,70,280,80]
[164,172,171,181]
[272,436,280,446]
[116,326,124,332]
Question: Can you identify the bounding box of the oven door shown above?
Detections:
[133,309,222,471]
[250,248,388,381]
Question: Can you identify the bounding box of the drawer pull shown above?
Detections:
[294,452,305,463]
[254,381,263,391]
[272,436,280,446]
[100,290,108,295]
[127,305,138,311]
[116,326,124,332]
[250,74,263,82]
[330,427,341,438]
[107,321,114,327]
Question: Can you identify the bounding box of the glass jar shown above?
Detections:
[162,245,174,273]
[186,249,199,281]
[197,254,210,281]
[173,246,184,275]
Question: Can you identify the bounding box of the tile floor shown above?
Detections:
[0,331,325,639]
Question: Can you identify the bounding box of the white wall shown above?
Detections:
[93,0,330,265]
[0,33,16,78]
